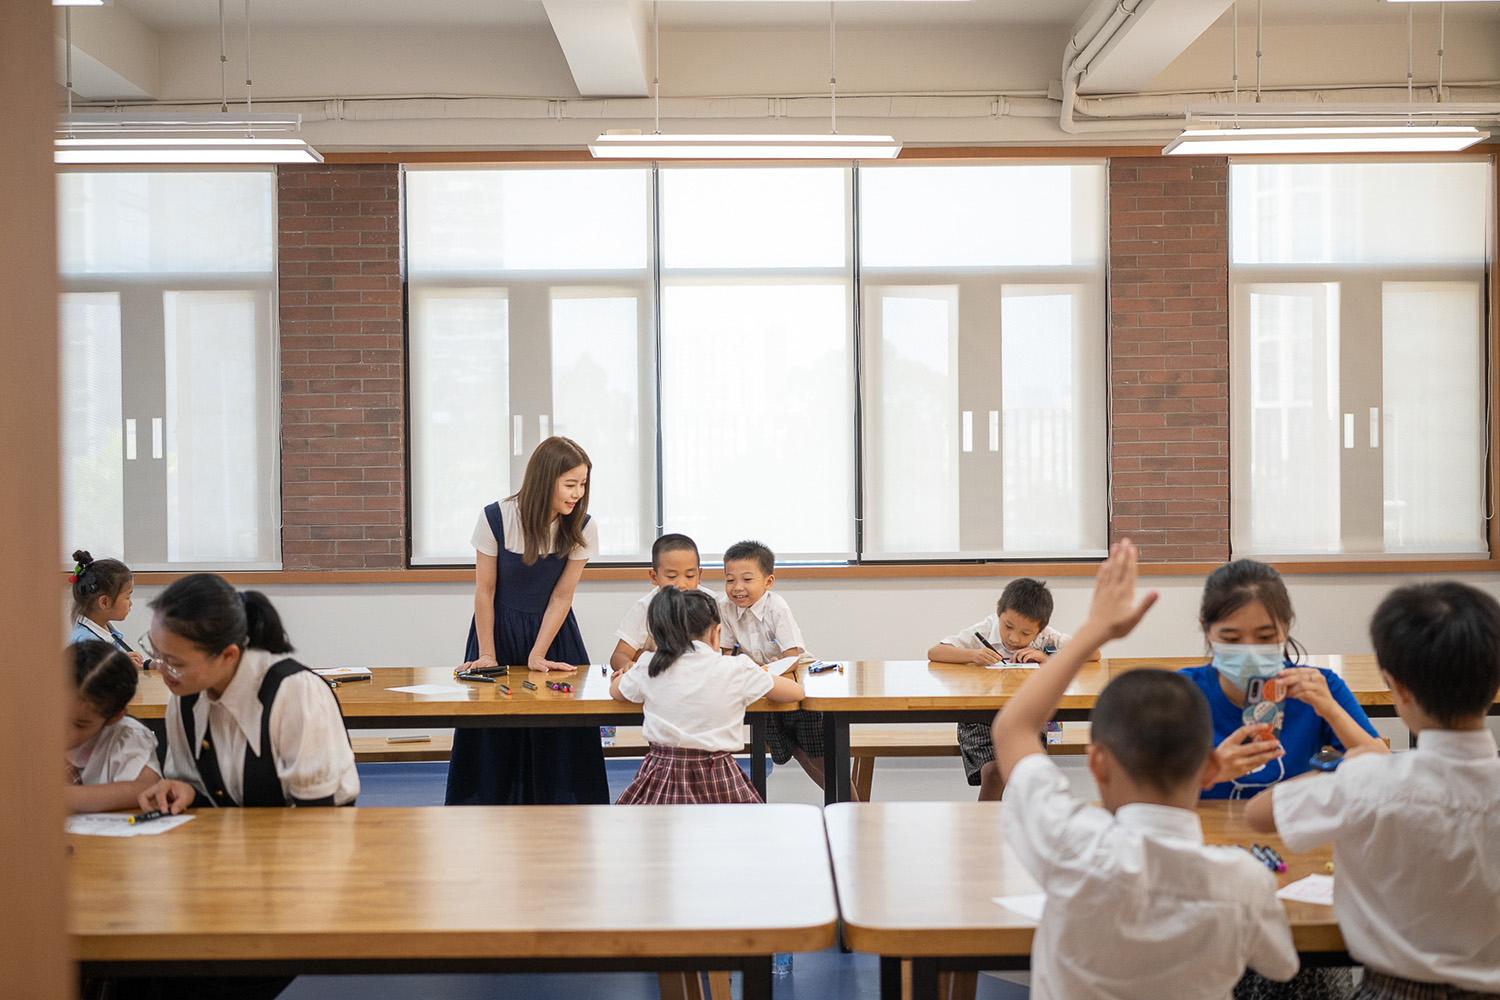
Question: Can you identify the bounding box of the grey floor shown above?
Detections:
[278,754,1062,999]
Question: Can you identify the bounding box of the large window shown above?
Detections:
[1229,161,1490,557]
[407,161,1107,564]
[58,170,280,569]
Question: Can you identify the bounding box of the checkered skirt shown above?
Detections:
[615,744,763,804]
[1346,973,1500,1000]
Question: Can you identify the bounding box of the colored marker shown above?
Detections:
[128,810,166,824]
[522,680,537,691]
[1262,845,1287,872]
[497,684,512,697]
[974,632,1002,655]
[808,661,841,674]
[456,672,496,684]
[547,681,573,693]
[1240,845,1275,872]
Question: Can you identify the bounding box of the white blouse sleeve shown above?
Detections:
[570,516,600,561]
[268,671,360,805]
[93,717,159,784]
[471,509,500,557]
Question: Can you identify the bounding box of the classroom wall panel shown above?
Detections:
[1107,156,1230,563]
[278,164,407,570]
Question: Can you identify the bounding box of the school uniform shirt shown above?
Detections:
[67,715,158,785]
[616,641,775,752]
[615,586,722,652]
[471,498,600,561]
[940,615,1071,661]
[1180,664,1380,800]
[71,615,130,653]
[1003,753,1298,1000]
[717,591,805,665]
[162,647,359,807]
[1272,728,1500,992]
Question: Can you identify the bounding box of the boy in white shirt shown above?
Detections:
[993,541,1298,1000]
[608,533,717,675]
[1247,581,1500,999]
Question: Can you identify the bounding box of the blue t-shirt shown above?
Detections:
[1179,663,1380,800]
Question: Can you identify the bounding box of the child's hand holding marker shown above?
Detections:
[971,633,1005,666]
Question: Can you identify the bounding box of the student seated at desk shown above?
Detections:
[65,640,159,813]
[927,577,1074,801]
[608,532,719,676]
[67,548,149,669]
[137,573,358,813]
[1248,581,1500,1000]
[612,587,803,803]
[992,541,1297,1000]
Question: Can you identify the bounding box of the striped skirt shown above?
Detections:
[615,744,763,804]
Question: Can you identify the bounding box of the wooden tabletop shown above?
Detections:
[127,665,796,722]
[824,800,1341,957]
[798,655,1391,712]
[70,804,838,963]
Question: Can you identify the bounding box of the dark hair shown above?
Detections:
[1199,559,1305,663]
[997,578,1053,628]
[645,587,721,677]
[723,540,774,577]
[652,533,700,570]
[1092,670,1214,795]
[509,436,592,566]
[69,549,133,621]
[71,640,139,719]
[1369,581,1500,727]
[149,573,293,656]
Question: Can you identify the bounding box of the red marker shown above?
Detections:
[547,681,573,693]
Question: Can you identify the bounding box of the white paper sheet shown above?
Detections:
[991,892,1047,921]
[985,661,1040,670]
[66,813,196,837]
[763,655,800,676]
[387,684,469,696]
[1275,873,1335,906]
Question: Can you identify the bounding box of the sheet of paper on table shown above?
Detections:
[388,684,470,696]
[992,892,1047,921]
[66,813,197,837]
[1275,873,1334,905]
[762,655,800,676]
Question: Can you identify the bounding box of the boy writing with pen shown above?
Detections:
[927,578,1074,800]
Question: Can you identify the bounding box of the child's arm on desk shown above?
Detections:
[608,640,638,676]
[928,641,1002,666]
[66,765,161,814]
[992,541,1157,784]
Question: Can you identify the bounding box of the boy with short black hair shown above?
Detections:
[929,577,1072,800]
[608,533,716,675]
[1247,581,1500,998]
[994,542,1298,999]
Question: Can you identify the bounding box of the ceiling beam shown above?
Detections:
[1077,0,1235,96]
[543,0,651,99]
[54,4,159,102]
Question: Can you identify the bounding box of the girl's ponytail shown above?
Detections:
[646,588,720,677]
[242,590,294,654]
[150,573,295,656]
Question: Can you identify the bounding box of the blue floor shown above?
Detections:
[278,761,1030,1000]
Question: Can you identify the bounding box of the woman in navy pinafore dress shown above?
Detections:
[444,437,609,805]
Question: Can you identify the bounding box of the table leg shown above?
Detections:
[749,716,767,799]
[908,958,941,1000]
[879,956,903,1000]
[741,956,773,1000]
[823,712,852,805]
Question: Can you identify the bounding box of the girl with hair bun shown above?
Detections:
[67,549,149,669]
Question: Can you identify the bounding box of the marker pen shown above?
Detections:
[522,680,537,691]
[547,681,573,693]
[1262,846,1287,872]
[498,685,512,697]
[456,673,496,683]
[808,661,841,674]
[128,810,166,824]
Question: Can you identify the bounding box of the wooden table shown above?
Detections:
[824,800,1343,1000]
[129,665,794,796]
[802,655,1412,803]
[70,804,838,998]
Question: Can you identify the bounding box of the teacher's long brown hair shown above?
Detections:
[510,436,592,565]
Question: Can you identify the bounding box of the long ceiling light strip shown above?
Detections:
[1164,126,1489,155]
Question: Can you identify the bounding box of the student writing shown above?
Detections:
[65,640,160,813]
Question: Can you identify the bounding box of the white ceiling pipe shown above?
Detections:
[1058,0,1161,134]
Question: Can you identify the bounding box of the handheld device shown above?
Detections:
[1242,675,1286,737]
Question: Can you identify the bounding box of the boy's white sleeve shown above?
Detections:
[1000,753,1102,887]
[1244,873,1300,982]
[1271,771,1350,854]
[614,593,652,649]
[717,600,739,649]
[940,618,991,649]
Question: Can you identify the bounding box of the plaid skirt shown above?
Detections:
[615,744,763,804]
[765,709,825,765]
[1348,972,1500,1000]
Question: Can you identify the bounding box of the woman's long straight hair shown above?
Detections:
[509,436,592,565]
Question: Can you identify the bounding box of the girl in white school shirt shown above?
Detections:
[67,549,149,668]
[65,640,159,813]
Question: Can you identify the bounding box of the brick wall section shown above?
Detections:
[278,164,405,569]
[1108,157,1230,563]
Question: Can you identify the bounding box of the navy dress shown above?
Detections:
[444,501,609,805]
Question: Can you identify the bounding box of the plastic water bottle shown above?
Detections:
[773,952,793,977]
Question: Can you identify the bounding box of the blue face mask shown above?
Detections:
[1209,642,1284,690]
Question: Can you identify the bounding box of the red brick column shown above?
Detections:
[278,164,405,570]
[1107,157,1230,563]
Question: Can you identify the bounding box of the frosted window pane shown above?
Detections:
[163,291,261,562]
[861,164,1105,268]
[1002,289,1083,551]
[409,290,510,560]
[552,293,641,557]
[1231,163,1488,265]
[406,169,649,272]
[58,172,274,274]
[1382,282,1485,552]
[866,289,959,553]
[661,284,852,556]
[60,293,124,563]
[660,168,846,269]
[1239,285,1341,552]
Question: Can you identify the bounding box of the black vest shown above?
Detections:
[180,657,349,808]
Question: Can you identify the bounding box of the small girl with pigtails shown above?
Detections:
[67,549,149,669]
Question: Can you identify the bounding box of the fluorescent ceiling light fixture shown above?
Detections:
[58,112,304,135]
[56,137,324,164]
[590,132,901,159]
[1165,125,1489,155]
[54,0,111,6]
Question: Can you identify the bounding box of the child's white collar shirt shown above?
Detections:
[1272,727,1500,992]
[66,716,157,786]
[616,640,775,752]
[162,647,359,807]
[940,614,1071,660]
[614,586,720,652]
[717,591,804,665]
[1003,754,1297,1000]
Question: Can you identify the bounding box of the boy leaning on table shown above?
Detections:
[1247,581,1500,1000]
[991,540,1298,1000]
